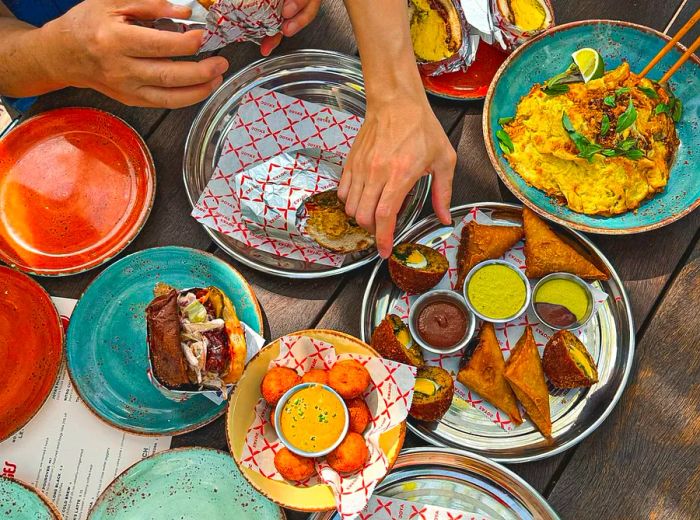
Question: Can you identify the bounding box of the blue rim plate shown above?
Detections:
[88,447,283,519]
[65,246,263,435]
[483,20,700,234]
[0,476,61,519]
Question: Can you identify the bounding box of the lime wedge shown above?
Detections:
[572,48,604,83]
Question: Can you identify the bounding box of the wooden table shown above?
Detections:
[26,1,699,518]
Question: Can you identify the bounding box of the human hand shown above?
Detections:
[40,0,229,108]
[259,0,322,56]
[337,92,456,259]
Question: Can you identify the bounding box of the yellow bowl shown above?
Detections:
[226,329,406,512]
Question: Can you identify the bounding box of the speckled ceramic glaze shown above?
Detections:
[65,246,263,435]
[484,20,699,233]
[88,448,283,520]
[0,266,63,441]
[0,477,61,519]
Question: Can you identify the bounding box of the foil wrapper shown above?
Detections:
[490,0,555,51]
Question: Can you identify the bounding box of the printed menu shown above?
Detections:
[0,297,171,519]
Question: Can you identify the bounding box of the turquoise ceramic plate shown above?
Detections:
[484,20,699,234]
[65,246,263,435]
[88,448,283,519]
[0,476,61,519]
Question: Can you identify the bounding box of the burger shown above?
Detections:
[146,283,247,394]
[408,0,463,63]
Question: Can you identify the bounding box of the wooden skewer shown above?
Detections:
[660,34,700,82]
[639,7,700,79]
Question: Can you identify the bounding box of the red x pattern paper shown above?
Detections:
[200,0,284,52]
[192,88,363,266]
[389,208,608,432]
[356,495,490,520]
[240,335,416,520]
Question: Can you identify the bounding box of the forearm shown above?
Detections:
[343,0,426,105]
[0,18,65,97]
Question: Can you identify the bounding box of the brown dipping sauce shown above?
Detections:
[417,299,468,349]
[535,302,577,328]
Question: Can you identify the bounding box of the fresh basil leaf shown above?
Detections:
[601,149,618,157]
[562,112,575,133]
[615,87,631,96]
[618,137,637,151]
[616,98,637,133]
[638,86,658,99]
[542,64,579,96]
[600,114,610,137]
[496,129,514,153]
[498,116,514,126]
[671,98,683,122]
[624,148,645,160]
[655,103,668,115]
[603,95,616,107]
[578,143,603,161]
[542,84,570,96]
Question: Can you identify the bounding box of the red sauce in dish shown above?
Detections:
[417,300,468,349]
[421,42,509,99]
[535,302,577,328]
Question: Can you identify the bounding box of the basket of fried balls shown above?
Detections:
[260,360,374,482]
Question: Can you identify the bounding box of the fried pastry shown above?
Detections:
[457,323,523,424]
[371,314,424,367]
[504,326,552,438]
[543,330,599,388]
[409,366,455,422]
[522,207,608,280]
[456,221,524,290]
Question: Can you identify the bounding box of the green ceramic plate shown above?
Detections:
[88,448,283,519]
[0,476,61,519]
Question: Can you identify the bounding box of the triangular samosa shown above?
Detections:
[456,221,524,289]
[457,322,523,425]
[504,326,552,438]
[522,207,608,280]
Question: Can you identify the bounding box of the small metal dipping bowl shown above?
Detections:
[274,383,349,458]
[408,289,477,355]
[531,273,595,330]
[462,259,532,323]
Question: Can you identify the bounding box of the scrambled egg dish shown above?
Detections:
[502,63,679,216]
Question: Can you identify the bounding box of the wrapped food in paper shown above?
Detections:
[490,0,555,50]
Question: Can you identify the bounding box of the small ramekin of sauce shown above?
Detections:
[274,383,349,457]
[408,289,476,354]
[532,273,594,330]
[463,260,531,323]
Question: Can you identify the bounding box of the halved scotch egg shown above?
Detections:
[388,243,449,294]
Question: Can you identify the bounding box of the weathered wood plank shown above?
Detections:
[546,238,700,519]
[665,0,700,47]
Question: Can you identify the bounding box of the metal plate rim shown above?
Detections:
[360,202,635,463]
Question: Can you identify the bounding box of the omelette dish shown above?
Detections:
[501,62,680,216]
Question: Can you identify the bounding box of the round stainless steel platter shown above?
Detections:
[184,49,429,278]
[361,203,634,463]
[309,447,560,519]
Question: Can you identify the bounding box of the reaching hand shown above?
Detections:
[337,92,456,259]
[260,0,322,55]
[40,0,228,108]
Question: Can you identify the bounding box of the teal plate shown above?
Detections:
[65,246,263,435]
[88,448,283,519]
[484,20,700,234]
[0,476,61,519]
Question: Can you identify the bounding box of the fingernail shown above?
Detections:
[284,21,298,35]
[283,1,298,17]
[216,61,229,74]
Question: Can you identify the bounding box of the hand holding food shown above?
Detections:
[304,191,375,253]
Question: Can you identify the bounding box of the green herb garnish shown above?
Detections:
[603,95,616,107]
[542,64,579,96]
[615,87,631,96]
[615,98,637,133]
[600,114,610,137]
[638,86,658,99]
[562,112,602,161]
[498,116,514,126]
[496,129,515,154]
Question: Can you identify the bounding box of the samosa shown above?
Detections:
[504,326,552,438]
[457,322,523,424]
[456,221,524,289]
[522,207,608,280]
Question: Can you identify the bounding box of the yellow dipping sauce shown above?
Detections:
[535,278,590,321]
[279,385,346,453]
[467,264,527,319]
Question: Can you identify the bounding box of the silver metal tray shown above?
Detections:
[361,203,635,463]
[183,49,429,278]
[309,447,559,519]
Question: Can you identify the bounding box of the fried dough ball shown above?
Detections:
[261,366,301,405]
[346,398,371,434]
[274,448,316,481]
[301,369,330,386]
[326,432,369,474]
[328,360,371,399]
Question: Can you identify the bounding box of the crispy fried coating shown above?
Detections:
[543,330,599,388]
[346,398,371,434]
[371,314,424,367]
[409,366,455,422]
[261,366,301,406]
[301,369,330,386]
[523,207,608,280]
[326,432,369,474]
[389,242,449,293]
[503,326,551,438]
[328,360,371,399]
[457,323,523,424]
[274,448,316,481]
[455,221,524,290]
